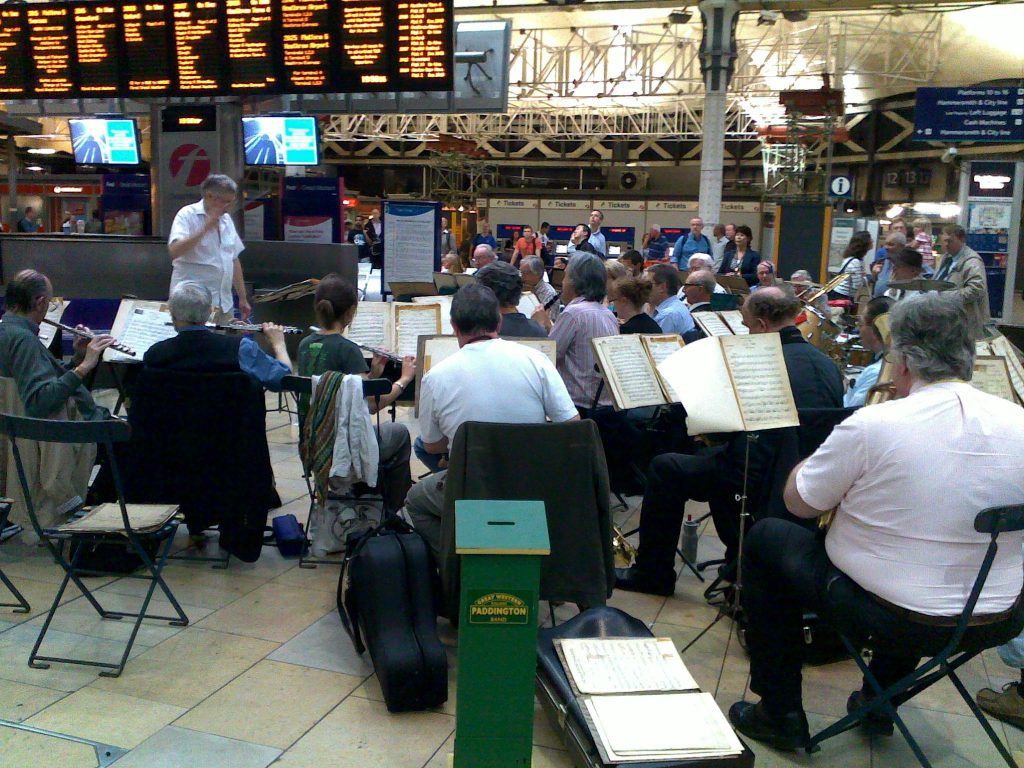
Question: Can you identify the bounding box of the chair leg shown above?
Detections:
[0,568,30,613]
[949,669,1020,768]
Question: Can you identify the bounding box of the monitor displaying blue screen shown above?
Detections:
[68,118,140,165]
[242,116,320,166]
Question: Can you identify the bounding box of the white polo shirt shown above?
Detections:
[798,381,1024,616]
[168,200,244,313]
[419,338,578,445]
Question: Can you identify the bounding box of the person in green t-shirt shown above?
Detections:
[298,274,416,538]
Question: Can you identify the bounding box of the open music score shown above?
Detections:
[172,0,222,93]
[123,3,174,94]
[280,0,332,90]
[0,0,452,99]
[0,8,28,97]
[27,4,74,96]
[74,4,119,95]
[226,0,276,91]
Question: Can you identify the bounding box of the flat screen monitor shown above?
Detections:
[242,116,320,166]
[68,118,140,165]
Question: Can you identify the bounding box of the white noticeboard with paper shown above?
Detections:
[383,201,441,293]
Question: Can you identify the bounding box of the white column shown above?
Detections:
[697,0,741,226]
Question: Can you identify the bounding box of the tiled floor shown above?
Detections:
[0,395,1021,767]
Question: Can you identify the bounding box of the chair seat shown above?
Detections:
[50,503,180,536]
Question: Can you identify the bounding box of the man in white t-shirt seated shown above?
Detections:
[403,283,579,555]
[729,292,1024,752]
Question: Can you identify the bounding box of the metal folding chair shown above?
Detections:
[0,498,29,613]
[809,503,1024,768]
[0,414,188,678]
[280,374,392,568]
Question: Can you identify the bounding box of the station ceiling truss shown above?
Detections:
[321,12,944,166]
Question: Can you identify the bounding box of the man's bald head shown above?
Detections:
[741,285,802,333]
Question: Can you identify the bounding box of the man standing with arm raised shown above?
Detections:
[168,174,251,324]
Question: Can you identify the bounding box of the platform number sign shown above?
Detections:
[830,175,853,198]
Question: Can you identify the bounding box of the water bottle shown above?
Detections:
[681,514,699,563]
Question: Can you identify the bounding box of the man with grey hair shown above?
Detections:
[168,173,250,323]
[729,291,1024,751]
[144,281,291,391]
[682,257,727,296]
[470,243,496,270]
[519,255,560,321]
[534,252,618,412]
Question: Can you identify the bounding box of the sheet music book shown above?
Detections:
[454,273,476,288]
[343,301,442,358]
[692,311,735,338]
[105,300,176,363]
[986,335,1024,404]
[517,291,540,318]
[972,356,1018,403]
[412,295,454,335]
[506,336,557,365]
[590,334,685,410]
[38,298,68,348]
[556,638,698,695]
[715,274,749,295]
[66,503,178,534]
[253,278,319,304]
[657,334,799,435]
[718,310,749,335]
[395,303,443,358]
[582,693,743,763]
[388,281,437,299]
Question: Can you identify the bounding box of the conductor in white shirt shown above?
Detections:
[168,174,251,324]
[729,292,1024,752]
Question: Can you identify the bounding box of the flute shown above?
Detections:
[358,343,403,362]
[164,322,304,334]
[42,318,136,357]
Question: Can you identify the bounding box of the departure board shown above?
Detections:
[0,0,453,99]
[0,8,28,97]
[27,4,75,97]
[74,5,120,95]
[226,0,276,91]
[123,3,174,94]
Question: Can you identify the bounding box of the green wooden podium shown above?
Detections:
[453,500,550,768]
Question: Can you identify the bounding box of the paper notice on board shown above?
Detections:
[384,202,438,289]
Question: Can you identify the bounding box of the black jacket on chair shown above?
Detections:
[122,366,280,562]
[439,420,614,621]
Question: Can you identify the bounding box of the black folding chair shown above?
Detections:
[0,414,188,678]
[0,498,29,613]
[280,375,392,568]
[809,503,1024,768]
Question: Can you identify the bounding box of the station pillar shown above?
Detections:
[698,0,740,226]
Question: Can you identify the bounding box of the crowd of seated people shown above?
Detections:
[4,219,1022,757]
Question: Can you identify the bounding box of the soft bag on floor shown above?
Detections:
[272,514,308,557]
[338,523,448,712]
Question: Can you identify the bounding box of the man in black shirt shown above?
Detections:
[476,261,548,338]
[616,286,844,595]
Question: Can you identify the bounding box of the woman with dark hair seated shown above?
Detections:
[298,273,415,553]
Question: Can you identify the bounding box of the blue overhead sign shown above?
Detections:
[914,87,1024,143]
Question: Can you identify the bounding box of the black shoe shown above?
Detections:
[847,689,895,736]
[728,700,810,752]
[614,566,675,597]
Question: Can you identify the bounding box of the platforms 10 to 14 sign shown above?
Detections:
[0,0,452,100]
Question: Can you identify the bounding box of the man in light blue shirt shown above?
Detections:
[587,209,607,258]
[844,295,893,407]
[670,216,713,269]
[648,264,695,336]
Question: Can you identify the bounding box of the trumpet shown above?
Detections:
[42,318,136,357]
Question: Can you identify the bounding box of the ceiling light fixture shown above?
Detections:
[27,147,57,155]
[782,10,809,22]
[668,9,692,24]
